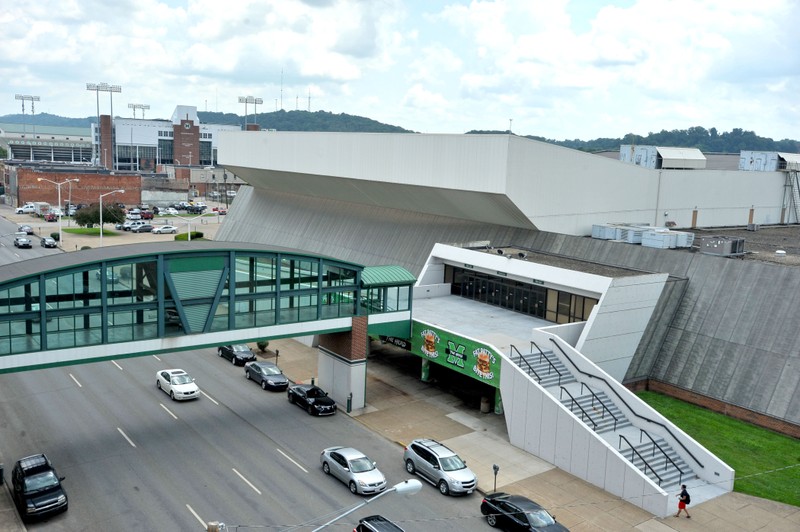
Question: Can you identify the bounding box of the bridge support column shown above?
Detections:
[317,316,369,411]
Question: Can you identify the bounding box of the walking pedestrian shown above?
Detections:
[675,484,691,518]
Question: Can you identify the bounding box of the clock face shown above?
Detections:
[183,122,191,130]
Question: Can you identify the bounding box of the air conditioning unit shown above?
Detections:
[747,224,760,231]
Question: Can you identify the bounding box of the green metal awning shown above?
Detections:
[361,265,416,288]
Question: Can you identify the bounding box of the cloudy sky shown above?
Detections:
[1,0,798,140]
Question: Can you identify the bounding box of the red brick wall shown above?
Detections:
[173,120,199,166]
[100,115,113,169]
[17,168,140,208]
[626,379,800,438]
[318,316,369,361]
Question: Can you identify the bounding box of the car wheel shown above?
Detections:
[288,392,294,403]
[245,370,251,380]
[322,462,330,475]
[261,380,268,390]
[349,481,358,494]
[405,459,416,474]
[169,391,175,400]
[307,404,315,415]
[438,480,449,496]
[231,356,236,365]
[218,348,223,357]
[157,380,162,389]
[486,514,498,527]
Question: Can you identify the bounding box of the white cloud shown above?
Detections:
[0,0,797,140]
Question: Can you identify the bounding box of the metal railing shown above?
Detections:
[509,344,541,382]
[560,386,598,431]
[580,382,618,432]
[527,341,564,386]
[619,434,664,486]
[640,429,684,486]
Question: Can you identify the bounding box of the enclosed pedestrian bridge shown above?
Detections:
[0,242,414,373]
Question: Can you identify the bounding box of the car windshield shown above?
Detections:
[525,509,556,527]
[171,374,192,385]
[23,471,60,493]
[262,365,282,375]
[232,345,250,353]
[348,457,375,473]
[439,455,466,471]
[307,387,325,398]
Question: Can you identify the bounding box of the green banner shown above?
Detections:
[411,321,501,388]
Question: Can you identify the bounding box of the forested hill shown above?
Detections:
[468,126,800,153]
[2,111,797,153]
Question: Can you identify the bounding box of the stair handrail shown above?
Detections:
[559,386,598,431]
[580,382,618,432]
[619,434,664,486]
[549,338,704,469]
[640,429,684,485]
[529,340,563,385]
[509,344,542,382]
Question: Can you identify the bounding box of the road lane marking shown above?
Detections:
[200,390,219,405]
[232,468,262,495]
[69,373,82,387]
[185,504,205,529]
[111,360,123,371]
[277,448,308,473]
[160,403,178,420]
[117,427,136,447]
[152,354,162,361]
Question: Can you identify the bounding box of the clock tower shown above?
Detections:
[173,119,199,166]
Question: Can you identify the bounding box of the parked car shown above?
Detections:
[11,453,68,522]
[356,515,406,532]
[287,384,337,415]
[480,492,569,531]
[131,224,154,233]
[40,236,57,248]
[185,204,207,214]
[244,360,289,390]
[14,237,32,248]
[141,210,154,220]
[122,220,147,231]
[320,446,387,495]
[156,369,200,401]
[18,225,34,235]
[95,268,119,284]
[217,344,256,365]
[403,438,477,496]
[165,309,182,328]
[213,207,227,215]
[15,203,36,214]
[152,225,178,234]
[163,207,179,216]
[44,213,57,222]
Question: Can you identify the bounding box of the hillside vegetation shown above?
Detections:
[2,111,798,153]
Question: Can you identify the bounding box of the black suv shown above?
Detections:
[11,454,68,522]
[355,515,405,532]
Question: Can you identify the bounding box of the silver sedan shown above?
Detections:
[320,446,387,495]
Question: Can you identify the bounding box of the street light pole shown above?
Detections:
[309,479,421,531]
[99,190,125,247]
[37,178,79,248]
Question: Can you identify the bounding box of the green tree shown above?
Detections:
[74,205,125,228]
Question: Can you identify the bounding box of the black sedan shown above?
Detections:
[18,225,34,235]
[480,493,568,531]
[287,384,337,416]
[40,236,57,248]
[217,344,256,365]
[244,361,289,390]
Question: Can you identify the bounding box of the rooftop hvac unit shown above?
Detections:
[699,236,746,256]
[642,229,678,249]
[747,224,760,231]
[591,224,617,240]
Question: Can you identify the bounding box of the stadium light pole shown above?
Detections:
[14,94,40,145]
[99,190,125,247]
[37,178,79,248]
[238,96,262,127]
[86,83,122,167]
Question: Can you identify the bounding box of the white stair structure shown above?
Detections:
[501,330,734,518]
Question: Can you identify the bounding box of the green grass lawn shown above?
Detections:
[636,391,800,507]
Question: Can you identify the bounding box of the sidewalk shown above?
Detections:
[268,338,800,532]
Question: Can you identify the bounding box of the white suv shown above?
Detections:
[402,438,477,496]
[122,220,147,231]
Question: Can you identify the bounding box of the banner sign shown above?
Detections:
[379,335,411,350]
[411,321,501,388]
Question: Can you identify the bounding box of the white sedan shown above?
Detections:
[162,207,179,215]
[152,225,178,234]
[156,369,200,401]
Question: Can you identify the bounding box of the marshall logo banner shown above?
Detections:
[410,321,501,388]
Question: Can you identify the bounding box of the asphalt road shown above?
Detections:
[0,349,488,531]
